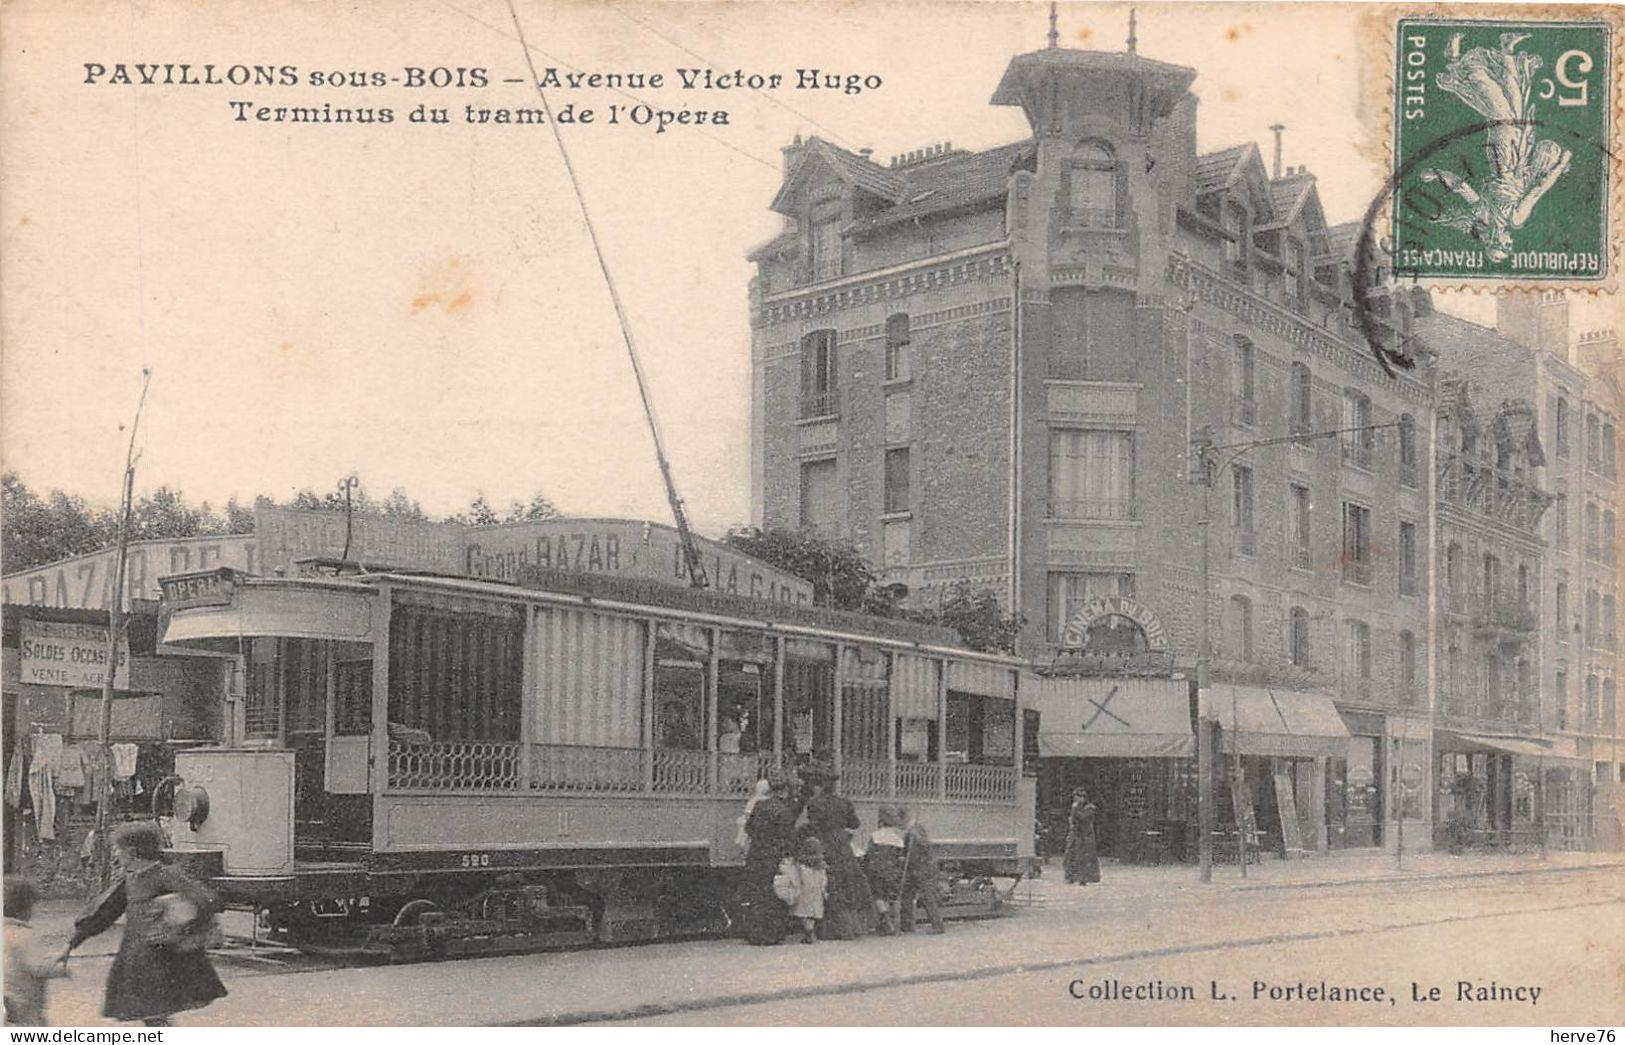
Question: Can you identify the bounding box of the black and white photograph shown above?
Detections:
[1,0,1621,1031]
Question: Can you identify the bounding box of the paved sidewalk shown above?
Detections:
[1022,847,1625,899]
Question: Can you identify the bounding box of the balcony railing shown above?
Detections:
[1341,441,1374,470]
[1471,593,1536,633]
[799,390,839,420]
[1047,498,1139,521]
[1342,558,1373,586]
[1234,529,1256,556]
[1291,544,1312,570]
[1070,207,1121,230]
[1231,397,1257,427]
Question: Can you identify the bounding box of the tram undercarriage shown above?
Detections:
[237,861,1027,963]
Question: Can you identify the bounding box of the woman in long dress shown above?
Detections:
[1064,789,1102,886]
[67,821,227,1025]
[800,765,869,940]
[738,769,797,945]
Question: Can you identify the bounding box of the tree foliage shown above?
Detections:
[910,581,1025,654]
[722,526,877,611]
[720,525,1023,652]
[1,471,558,572]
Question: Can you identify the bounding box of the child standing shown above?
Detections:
[5,876,69,1026]
[787,836,829,944]
[862,806,907,935]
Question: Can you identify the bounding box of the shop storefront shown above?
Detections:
[1200,685,1352,857]
[1031,675,1198,862]
[1434,730,1587,851]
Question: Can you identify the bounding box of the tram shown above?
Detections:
[156,562,1037,959]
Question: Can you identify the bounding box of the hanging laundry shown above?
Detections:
[4,734,26,807]
[26,736,58,841]
[111,743,139,780]
[54,744,88,791]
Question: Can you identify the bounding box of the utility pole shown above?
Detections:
[93,368,151,891]
[1193,426,1216,884]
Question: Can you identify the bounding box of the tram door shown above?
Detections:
[281,639,330,853]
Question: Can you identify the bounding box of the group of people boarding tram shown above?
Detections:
[735,761,945,945]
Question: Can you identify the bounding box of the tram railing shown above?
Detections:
[386,740,1017,803]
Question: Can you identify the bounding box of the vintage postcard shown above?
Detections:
[1,0,1622,1033]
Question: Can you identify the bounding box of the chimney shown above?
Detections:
[1269,123,1285,179]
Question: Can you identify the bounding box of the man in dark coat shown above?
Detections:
[67,821,226,1025]
[738,768,797,945]
[1064,789,1102,885]
[799,764,869,939]
[897,807,945,934]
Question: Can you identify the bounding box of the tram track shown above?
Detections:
[562,890,1625,1028]
[166,861,1622,981]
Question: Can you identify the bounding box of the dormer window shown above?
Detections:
[1283,237,1306,310]
[809,200,844,282]
[1222,202,1248,275]
[1069,141,1119,229]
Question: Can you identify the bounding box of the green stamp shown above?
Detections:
[1393,18,1612,282]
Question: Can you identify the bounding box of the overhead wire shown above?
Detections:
[501,0,709,589]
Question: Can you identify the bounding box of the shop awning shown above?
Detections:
[1200,685,1350,758]
[161,583,375,650]
[1031,676,1194,758]
[1437,730,1588,763]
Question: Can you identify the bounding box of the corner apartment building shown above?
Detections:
[747,30,1434,851]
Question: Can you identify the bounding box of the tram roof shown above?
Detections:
[361,569,1022,664]
[174,566,1023,666]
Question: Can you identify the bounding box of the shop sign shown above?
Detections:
[2,535,257,610]
[159,567,238,609]
[465,519,813,605]
[254,506,465,573]
[19,620,130,689]
[1059,594,1168,652]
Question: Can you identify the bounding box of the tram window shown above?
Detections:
[783,639,836,759]
[654,623,710,751]
[283,639,328,735]
[718,629,775,756]
[334,656,373,735]
[841,647,889,764]
[892,654,939,763]
[946,690,1016,767]
[244,637,281,740]
[389,601,523,742]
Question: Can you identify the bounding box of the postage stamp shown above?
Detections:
[1393,18,1613,283]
